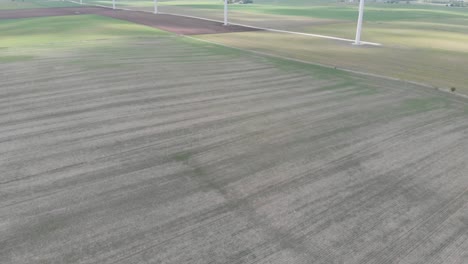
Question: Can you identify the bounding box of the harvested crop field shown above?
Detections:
[0,6,260,35]
[1,12,468,264]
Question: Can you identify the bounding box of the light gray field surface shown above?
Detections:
[1,35,468,263]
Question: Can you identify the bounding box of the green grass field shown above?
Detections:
[0,0,79,9]
[0,14,168,47]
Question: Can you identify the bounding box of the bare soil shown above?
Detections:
[1,36,468,263]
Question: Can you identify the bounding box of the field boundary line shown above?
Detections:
[65,0,381,46]
[159,12,381,46]
[67,0,133,11]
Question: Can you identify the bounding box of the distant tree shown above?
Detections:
[450,0,465,7]
[227,0,254,4]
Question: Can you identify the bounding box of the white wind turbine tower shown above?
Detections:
[354,0,365,45]
[224,0,229,26]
